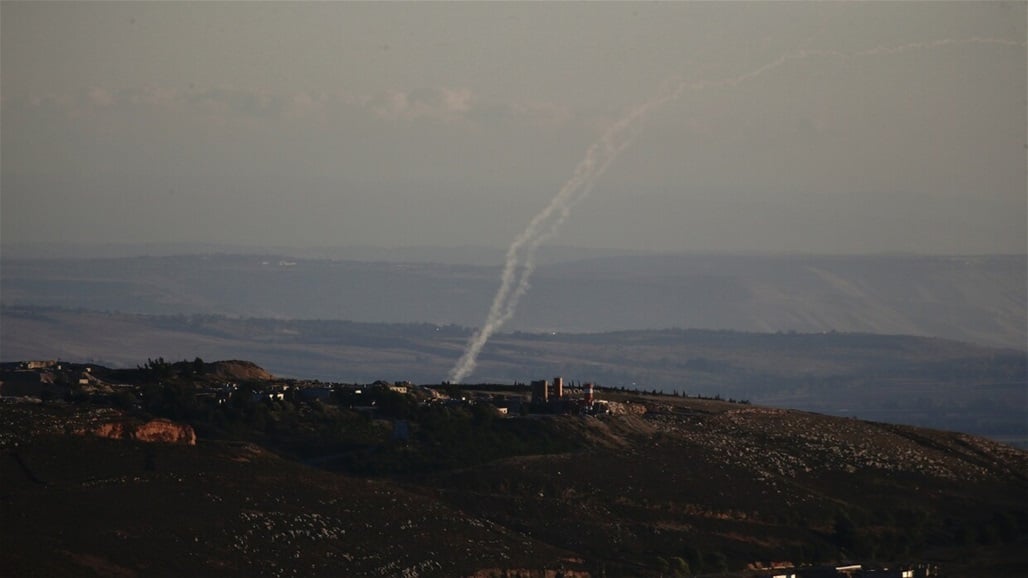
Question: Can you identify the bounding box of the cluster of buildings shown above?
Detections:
[529,377,607,415]
[0,361,109,400]
[757,563,939,578]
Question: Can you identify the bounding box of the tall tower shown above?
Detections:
[531,379,549,404]
[553,376,564,399]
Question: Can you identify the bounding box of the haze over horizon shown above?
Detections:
[3,2,1025,257]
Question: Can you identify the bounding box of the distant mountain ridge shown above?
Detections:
[1,242,650,266]
[2,252,1023,349]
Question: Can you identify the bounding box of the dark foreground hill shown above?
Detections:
[1,414,581,577]
[1,362,1026,577]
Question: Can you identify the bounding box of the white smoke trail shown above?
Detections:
[448,79,684,383]
[447,35,1023,383]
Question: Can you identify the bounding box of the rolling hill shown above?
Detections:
[1,368,1025,577]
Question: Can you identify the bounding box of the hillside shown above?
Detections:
[2,307,1024,445]
[1,408,580,578]
[1,364,1026,578]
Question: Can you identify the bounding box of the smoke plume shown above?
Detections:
[447,79,684,383]
[447,36,1022,384]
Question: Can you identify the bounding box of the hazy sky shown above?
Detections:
[2,2,1025,255]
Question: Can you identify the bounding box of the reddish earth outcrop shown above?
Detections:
[133,419,197,445]
[88,419,196,445]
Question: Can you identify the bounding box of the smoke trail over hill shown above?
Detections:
[447,36,1023,384]
[447,79,684,383]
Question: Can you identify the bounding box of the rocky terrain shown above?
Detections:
[1,403,585,578]
[1,360,1026,577]
[426,401,1027,576]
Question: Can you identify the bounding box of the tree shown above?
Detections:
[703,551,727,572]
[140,357,173,380]
[112,389,138,410]
[680,545,702,572]
[668,556,690,576]
[375,389,416,420]
[833,512,857,550]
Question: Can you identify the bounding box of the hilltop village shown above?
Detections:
[0,359,682,421]
[2,358,1025,578]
